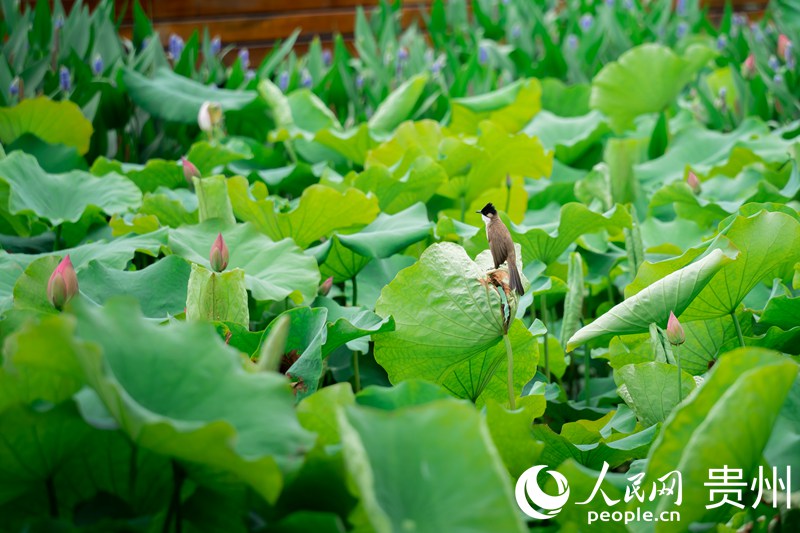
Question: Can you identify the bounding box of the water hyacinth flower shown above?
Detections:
[91,54,103,76]
[355,74,364,89]
[732,13,746,26]
[751,23,763,42]
[322,48,332,66]
[676,22,688,39]
[210,233,229,273]
[605,0,614,7]
[238,48,250,69]
[181,157,200,184]
[168,34,184,60]
[768,54,780,71]
[567,34,579,50]
[431,59,443,77]
[48,255,79,310]
[397,47,409,62]
[198,101,223,133]
[9,77,19,97]
[210,36,222,55]
[778,34,791,60]
[278,71,289,91]
[54,15,65,30]
[784,42,795,69]
[580,14,593,32]
[774,73,784,84]
[742,53,756,78]
[624,0,634,9]
[245,69,256,82]
[676,0,687,16]
[478,45,488,65]
[59,66,71,91]
[141,37,150,50]
[666,311,686,345]
[686,170,701,194]
[301,69,313,88]
[511,24,521,39]
[319,276,333,296]
[716,34,727,50]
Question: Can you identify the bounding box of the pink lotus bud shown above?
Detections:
[666,311,686,346]
[742,53,756,78]
[181,157,200,184]
[209,233,229,272]
[47,255,79,310]
[778,34,791,62]
[319,276,333,296]
[686,171,701,195]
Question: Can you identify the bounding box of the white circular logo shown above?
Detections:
[515,465,570,519]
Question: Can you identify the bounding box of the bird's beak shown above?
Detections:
[475,210,481,214]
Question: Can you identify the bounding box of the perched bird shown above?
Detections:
[478,203,524,295]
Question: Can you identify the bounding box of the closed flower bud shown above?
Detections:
[319,276,333,296]
[48,255,79,310]
[198,101,223,133]
[686,171,701,195]
[778,34,791,61]
[210,233,229,272]
[742,53,756,78]
[666,311,686,346]
[181,157,200,184]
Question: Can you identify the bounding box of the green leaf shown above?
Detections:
[296,382,354,447]
[186,264,249,326]
[355,156,447,214]
[336,203,432,258]
[186,140,253,177]
[194,175,236,227]
[317,235,371,283]
[486,396,546,477]
[314,296,395,357]
[374,243,536,405]
[450,78,542,134]
[78,256,191,318]
[121,67,259,123]
[616,362,696,427]
[70,298,314,503]
[90,157,185,193]
[523,110,609,165]
[567,247,735,351]
[339,400,527,533]
[228,177,379,248]
[0,97,93,155]
[368,74,429,135]
[590,44,715,132]
[168,220,320,304]
[0,151,141,226]
[636,349,799,531]
[355,380,451,410]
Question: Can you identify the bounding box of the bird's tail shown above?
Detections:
[508,257,524,296]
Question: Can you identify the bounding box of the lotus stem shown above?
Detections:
[731,311,745,348]
[46,477,58,518]
[584,345,591,405]
[353,350,361,392]
[676,344,682,403]
[541,294,550,381]
[504,333,515,409]
[164,460,185,533]
[351,275,358,307]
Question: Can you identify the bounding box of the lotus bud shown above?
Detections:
[686,171,701,194]
[778,34,791,61]
[319,276,333,296]
[181,157,200,184]
[666,311,686,346]
[742,53,756,78]
[48,255,79,310]
[198,101,223,134]
[210,233,229,272]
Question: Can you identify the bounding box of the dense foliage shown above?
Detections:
[0,0,799,531]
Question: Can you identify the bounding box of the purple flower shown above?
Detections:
[210,36,222,55]
[567,34,579,50]
[774,73,784,84]
[301,69,313,88]
[238,48,250,69]
[624,0,634,9]
[92,54,103,75]
[245,69,256,82]
[752,24,763,42]
[431,59,443,76]
[580,14,594,31]
[168,34,184,59]
[676,0,687,16]
[718,87,727,100]
[716,34,727,50]
[769,54,780,70]
[54,15,64,30]
[9,77,19,97]
[322,48,332,66]
[278,71,289,91]
[676,22,688,39]
[478,45,488,65]
[605,0,615,6]
[732,13,746,26]
[355,74,364,89]
[141,37,150,50]
[59,66,70,91]
[397,47,409,62]
[784,42,794,64]
[511,24,521,38]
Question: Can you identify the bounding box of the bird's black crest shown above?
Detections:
[479,203,497,216]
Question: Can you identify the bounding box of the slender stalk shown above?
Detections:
[164,461,185,533]
[541,294,550,381]
[353,351,361,392]
[53,224,62,251]
[675,344,683,403]
[505,182,512,214]
[584,345,591,405]
[503,334,515,409]
[45,477,58,518]
[128,441,138,500]
[460,196,467,222]
[351,276,358,307]
[731,311,745,348]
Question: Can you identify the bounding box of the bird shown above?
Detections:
[477,203,524,295]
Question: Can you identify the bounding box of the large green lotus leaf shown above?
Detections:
[511,203,632,265]
[486,396,546,478]
[139,190,198,228]
[355,156,447,214]
[567,248,735,351]
[633,349,799,532]
[186,264,249,326]
[11,255,62,314]
[228,177,379,248]
[70,298,314,502]
[450,78,542,135]
[540,78,592,117]
[121,67,258,123]
[314,296,395,357]
[760,291,800,331]
[338,399,527,533]
[90,156,185,193]
[368,74,428,135]
[186,139,254,177]
[0,97,93,155]
[720,324,800,355]
[532,413,658,469]
[296,382,355,447]
[683,210,800,320]
[616,362,696,427]
[168,220,320,304]
[374,243,535,404]
[0,151,142,226]
[523,110,609,165]
[355,380,451,411]
[77,256,190,318]
[0,230,168,313]
[364,120,443,168]
[317,235,371,283]
[336,203,432,258]
[314,123,378,167]
[590,44,715,132]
